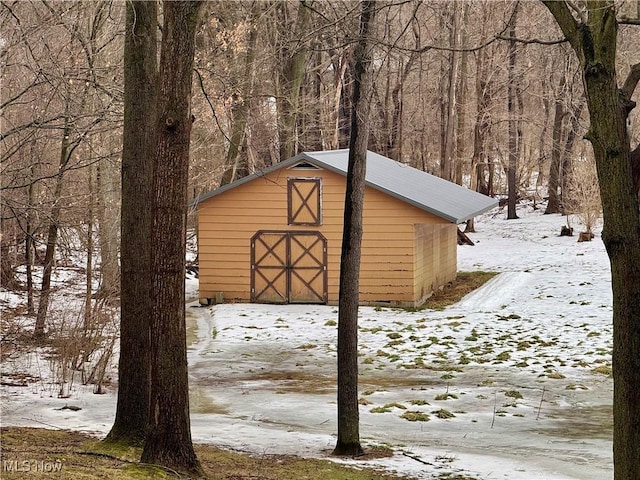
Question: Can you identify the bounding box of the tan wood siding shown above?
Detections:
[197,166,453,305]
[413,223,457,305]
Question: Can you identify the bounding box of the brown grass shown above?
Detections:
[0,427,407,480]
[419,271,498,311]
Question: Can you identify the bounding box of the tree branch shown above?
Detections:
[622,62,640,100]
[566,0,587,24]
[619,16,640,26]
[495,34,568,46]
[542,1,581,51]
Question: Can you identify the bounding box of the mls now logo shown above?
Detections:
[2,459,62,473]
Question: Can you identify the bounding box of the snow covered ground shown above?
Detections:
[0,206,614,479]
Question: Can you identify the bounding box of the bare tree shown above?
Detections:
[545,69,567,214]
[543,2,640,478]
[104,0,156,446]
[218,2,261,186]
[565,151,600,240]
[0,1,121,339]
[141,1,205,475]
[506,2,520,220]
[333,0,376,458]
[276,0,312,161]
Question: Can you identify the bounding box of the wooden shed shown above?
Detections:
[193,150,497,307]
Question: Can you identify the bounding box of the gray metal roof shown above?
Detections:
[192,149,498,224]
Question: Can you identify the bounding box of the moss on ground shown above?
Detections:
[0,427,409,480]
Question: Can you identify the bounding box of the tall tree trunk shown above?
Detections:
[388,52,417,161]
[472,30,491,198]
[141,1,204,475]
[330,55,349,150]
[454,18,468,185]
[440,6,459,182]
[454,2,469,186]
[0,219,20,291]
[333,0,375,458]
[219,3,260,186]
[95,153,120,298]
[105,0,157,446]
[277,1,311,161]
[299,41,324,151]
[84,164,94,331]
[559,101,585,213]
[25,179,35,314]
[536,58,552,198]
[506,4,519,219]
[34,118,72,338]
[545,73,565,214]
[544,3,640,478]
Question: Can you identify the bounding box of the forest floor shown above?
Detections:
[1,426,420,480]
[0,204,613,480]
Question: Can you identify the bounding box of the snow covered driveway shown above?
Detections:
[184,209,613,480]
[1,207,614,479]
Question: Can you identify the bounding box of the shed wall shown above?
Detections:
[197,166,449,305]
[413,223,458,305]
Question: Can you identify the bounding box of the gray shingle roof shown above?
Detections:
[192,149,498,223]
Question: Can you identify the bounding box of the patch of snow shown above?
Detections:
[1,205,614,479]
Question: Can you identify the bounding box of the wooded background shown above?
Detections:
[2,0,639,296]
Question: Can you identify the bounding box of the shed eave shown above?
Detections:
[190,150,498,224]
[189,153,314,207]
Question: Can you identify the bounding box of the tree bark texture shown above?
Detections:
[219,3,260,186]
[543,2,640,478]
[0,228,21,291]
[105,0,157,446]
[34,119,72,338]
[454,4,469,187]
[26,166,36,314]
[84,164,94,330]
[439,3,465,182]
[141,1,204,476]
[333,0,375,458]
[471,33,491,198]
[96,154,120,298]
[544,73,565,215]
[506,3,519,220]
[559,101,584,213]
[276,1,311,161]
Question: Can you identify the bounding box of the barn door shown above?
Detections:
[251,232,288,303]
[251,231,327,304]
